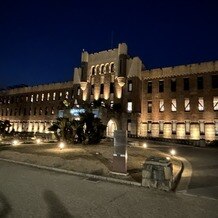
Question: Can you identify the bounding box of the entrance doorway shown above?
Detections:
[106,119,117,137]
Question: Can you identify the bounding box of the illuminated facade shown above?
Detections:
[0,43,218,140]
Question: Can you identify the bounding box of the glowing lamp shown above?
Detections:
[12,140,19,146]
[170,149,176,156]
[59,142,65,150]
[143,143,147,148]
[36,138,41,144]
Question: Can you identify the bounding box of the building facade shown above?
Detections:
[0,43,218,140]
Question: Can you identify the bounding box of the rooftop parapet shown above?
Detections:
[0,81,74,95]
[142,60,218,79]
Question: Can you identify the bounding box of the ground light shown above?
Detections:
[36,138,41,144]
[58,142,65,150]
[12,139,19,146]
[143,143,147,148]
[170,149,176,156]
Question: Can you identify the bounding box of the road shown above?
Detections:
[130,140,218,200]
[0,160,217,217]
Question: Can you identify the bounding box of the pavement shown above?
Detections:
[129,139,218,200]
[0,160,217,218]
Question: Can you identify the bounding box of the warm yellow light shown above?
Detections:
[59,142,65,150]
[166,156,171,160]
[36,138,41,144]
[170,149,176,156]
[143,143,147,148]
[12,140,19,146]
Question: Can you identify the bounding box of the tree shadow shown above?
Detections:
[43,190,74,218]
[0,191,12,217]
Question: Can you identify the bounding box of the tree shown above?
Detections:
[48,118,79,144]
[0,120,11,136]
[48,112,106,145]
[79,112,106,144]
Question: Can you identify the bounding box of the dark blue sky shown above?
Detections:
[1,0,218,87]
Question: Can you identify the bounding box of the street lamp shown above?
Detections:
[58,142,65,150]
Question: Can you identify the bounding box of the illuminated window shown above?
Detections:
[26,96,28,102]
[77,87,80,95]
[31,95,34,102]
[41,94,44,101]
[128,80,133,92]
[184,98,190,111]
[59,92,62,100]
[185,121,190,135]
[147,101,152,113]
[159,121,164,134]
[36,94,39,102]
[147,121,152,133]
[172,121,177,134]
[198,97,204,111]
[110,101,114,109]
[199,121,205,135]
[53,92,56,100]
[47,93,50,101]
[147,81,152,93]
[65,91,69,99]
[127,101,132,113]
[213,97,218,111]
[159,99,164,112]
[101,101,105,107]
[171,99,177,112]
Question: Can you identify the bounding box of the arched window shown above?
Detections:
[96,65,100,74]
[110,63,114,73]
[100,65,104,74]
[91,66,95,75]
[105,64,109,73]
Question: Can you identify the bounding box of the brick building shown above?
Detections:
[0,43,218,140]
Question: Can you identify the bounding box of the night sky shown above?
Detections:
[1,0,218,87]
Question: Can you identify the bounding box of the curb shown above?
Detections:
[172,159,184,191]
[0,157,141,187]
